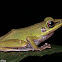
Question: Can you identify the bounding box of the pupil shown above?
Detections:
[49,21,54,25]
[48,21,55,28]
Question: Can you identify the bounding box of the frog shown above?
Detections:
[0,17,62,51]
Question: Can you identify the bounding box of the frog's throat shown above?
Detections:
[34,32,54,45]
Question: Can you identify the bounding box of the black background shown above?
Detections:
[0,2,62,62]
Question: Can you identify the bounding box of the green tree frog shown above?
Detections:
[0,17,62,51]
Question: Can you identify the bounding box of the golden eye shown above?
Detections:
[47,20,55,28]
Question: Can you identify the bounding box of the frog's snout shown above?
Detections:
[54,19,62,23]
[54,19,62,27]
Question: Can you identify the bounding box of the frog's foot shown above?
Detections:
[40,43,51,51]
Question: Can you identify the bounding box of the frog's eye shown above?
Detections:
[47,20,55,28]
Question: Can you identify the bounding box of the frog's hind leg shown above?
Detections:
[0,47,41,52]
[0,43,51,52]
[0,47,18,52]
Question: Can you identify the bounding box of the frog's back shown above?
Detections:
[0,21,45,41]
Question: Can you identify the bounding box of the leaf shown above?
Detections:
[0,45,62,62]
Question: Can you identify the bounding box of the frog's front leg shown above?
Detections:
[26,36,51,51]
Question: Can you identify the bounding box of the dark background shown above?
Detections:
[0,2,62,62]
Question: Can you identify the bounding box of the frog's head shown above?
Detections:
[41,17,62,36]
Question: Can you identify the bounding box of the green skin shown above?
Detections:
[0,17,62,51]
